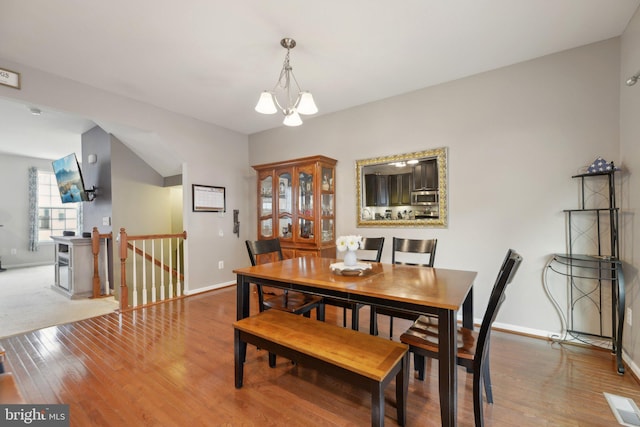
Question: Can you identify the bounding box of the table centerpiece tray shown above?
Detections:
[329,262,372,276]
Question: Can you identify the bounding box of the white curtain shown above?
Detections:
[28,167,38,251]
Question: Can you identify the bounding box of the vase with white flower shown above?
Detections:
[336,235,363,267]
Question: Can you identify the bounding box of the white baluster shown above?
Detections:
[132,240,137,307]
[176,237,182,297]
[151,240,156,303]
[103,238,110,295]
[160,240,165,301]
[169,238,173,298]
[142,240,147,305]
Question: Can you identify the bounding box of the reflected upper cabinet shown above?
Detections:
[356,147,448,228]
[253,155,337,259]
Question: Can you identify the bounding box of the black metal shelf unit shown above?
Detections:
[549,168,625,374]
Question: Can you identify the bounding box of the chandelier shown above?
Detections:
[255,38,318,127]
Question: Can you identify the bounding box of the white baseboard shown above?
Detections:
[492,320,553,339]
[184,280,235,296]
[0,262,53,269]
[492,320,640,379]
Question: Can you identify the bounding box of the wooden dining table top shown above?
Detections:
[233,256,477,311]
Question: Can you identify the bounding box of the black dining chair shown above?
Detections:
[245,238,325,320]
[400,249,522,427]
[370,237,437,338]
[324,237,385,330]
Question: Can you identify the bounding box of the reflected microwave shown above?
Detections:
[411,190,439,206]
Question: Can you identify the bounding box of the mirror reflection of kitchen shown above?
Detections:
[357,147,447,227]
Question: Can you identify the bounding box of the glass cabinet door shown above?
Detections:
[321,193,334,242]
[277,171,292,215]
[321,218,334,242]
[298,167,314,241]
[260,218,273,238]
[259,174,273,239]
[298,170,313,215]
[259,175,272,217]
[299,218,314,240]
[321,167,334,192]
[320,166,335,243]
[277,170,292,239]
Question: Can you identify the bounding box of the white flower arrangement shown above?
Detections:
[336,235,362,252]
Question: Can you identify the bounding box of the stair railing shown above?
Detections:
[119,228,187,311]
[92,227,187,311]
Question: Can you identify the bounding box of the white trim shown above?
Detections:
[184,281,235,295]
[0,262,53,269]
[491,320,640,379]
[623,352,640,380]
[492,320,554,339]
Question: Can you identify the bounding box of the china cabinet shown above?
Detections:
[253,155,337,260]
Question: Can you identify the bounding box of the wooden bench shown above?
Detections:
[0,346,25,404]
[0,373,25,404]
[0,345,4,375]
[233,309,408,426]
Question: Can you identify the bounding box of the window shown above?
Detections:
[37,170,80,242]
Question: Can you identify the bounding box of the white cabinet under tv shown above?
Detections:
[51,236,96,299]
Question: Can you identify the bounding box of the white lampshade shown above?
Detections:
[283,110,303,127]
[296,91,318,115]
[255,91,278,114]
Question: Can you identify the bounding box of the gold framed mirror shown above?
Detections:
[356,147,447,227]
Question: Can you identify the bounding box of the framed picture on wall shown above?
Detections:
[192,184,226,212]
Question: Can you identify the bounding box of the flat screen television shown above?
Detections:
[52,153,90,203]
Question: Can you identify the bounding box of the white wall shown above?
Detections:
[0,57,250,293]
[249,38,621,337]
[0,153,57,267]
[620,7,640,372]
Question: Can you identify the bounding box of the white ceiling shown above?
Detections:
[0,0,638,174]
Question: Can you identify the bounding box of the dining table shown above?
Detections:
[234,256,477,427]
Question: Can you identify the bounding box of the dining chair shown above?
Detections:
[400,249,522,427]
[245,239,325,320]
[370,237,437,338]
[325,237,385,330]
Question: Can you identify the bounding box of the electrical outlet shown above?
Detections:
[218,261,224,270]
[218,229,224,237]
[626,307,633,326]
[10,248,17,255]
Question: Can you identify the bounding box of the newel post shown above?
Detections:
[119,228,129,310]
[91,227,101,298]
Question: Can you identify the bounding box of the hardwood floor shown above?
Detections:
[1,286,639,426]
